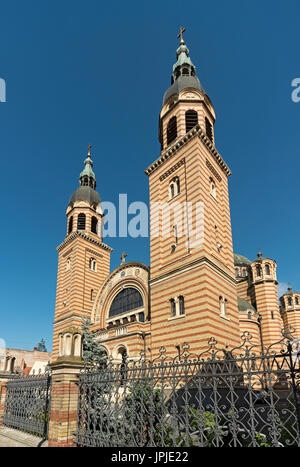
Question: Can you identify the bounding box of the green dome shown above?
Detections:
[234,253,251,267]
[237,297,256,312]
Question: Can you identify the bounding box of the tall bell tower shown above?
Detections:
[145,30,241,355]
[52,146,112,361]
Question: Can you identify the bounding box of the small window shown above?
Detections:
[185,110,198,133]
[265,264,270,276]
[169,176,180,199]
[219,297,227,318]
[138,312,145,322]
[271,310,274,320]
[68,216,73,234]
[242,269,247,277]
[288,297,292,307]
[66,258,71,271]
[91,216,98,234]
[77,213,86,230]
[179,296,185,315]
[256,265,261,278]
[296,297,299,306]
[205,117,213,142]
[167,116,177,145]
[235,268,239,278]
[182,67,189,76]
[89,258,97,272]
[90,289,94,301]
[170,299,176,317]
[210,178,216,198]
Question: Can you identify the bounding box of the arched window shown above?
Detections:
[77,213,86,230]
[169,176,180,199]
[242,269,247,277]
[91,216,98,234]
[170,298,176,317]
[66,258,71,271]
[288,297,292,307]
[296,297,299,306]
[265,264,270,276]
[89,258,97,272]
[235,268,239,278]
[179,296,185,315]
[205,117,213,142]
[256,265,261,278]
[185,110,198,133]
[182,67,189,76]
[219,297,227,318]
[210,177,216,198]
[167,116,177,145]
[109,288,143,318]
[68,216,73,234]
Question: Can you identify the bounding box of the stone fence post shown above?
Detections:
[48,359,85,447]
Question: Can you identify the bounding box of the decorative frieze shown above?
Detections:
[206,159,222,182]
[159,159,185,182]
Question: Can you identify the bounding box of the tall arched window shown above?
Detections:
[256,265,261,278]
[185,110,198,133]
[167,116,177,145]
[170,298,176,317]
[179,296,185,315]
[77,213,86,230]
[219,297,227,318]
[296,297,299,306]
[288,297,292,307]
[68,216,73,234]
[91,216,98,234]
[265,264,270,275]
[109,288,143,318]
[205,117,213,142]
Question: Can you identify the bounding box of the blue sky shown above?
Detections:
[0,0,299,351]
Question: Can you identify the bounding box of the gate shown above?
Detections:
[76,333,300,447]
[3,372,52,438]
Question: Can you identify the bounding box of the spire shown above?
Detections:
[79,144,96,189]
[163,29,206,105]
[172,28,196,82]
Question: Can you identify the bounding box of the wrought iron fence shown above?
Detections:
[76,332,300,447]
[3,371,52,438]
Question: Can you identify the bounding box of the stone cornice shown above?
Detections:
[56,231,113,253]
[150,256,235,286]
[145,124,231,178]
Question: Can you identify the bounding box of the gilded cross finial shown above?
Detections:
[177,27,186,45]
[87,144,92,157]
[120,252,127,264]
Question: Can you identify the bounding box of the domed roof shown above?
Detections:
[234,253,251,267]
[237,297,256,312]
[69,186,101,206]
[163,75,206,105]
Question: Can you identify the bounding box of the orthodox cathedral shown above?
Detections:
[51,32,300,364]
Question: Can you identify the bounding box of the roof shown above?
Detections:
[234,253,251,267]
[69,186,101,206]
[237,297,256,312]
[163,75,206,105]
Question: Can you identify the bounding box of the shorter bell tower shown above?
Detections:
[250,252,282,348]
[52,145,112,361]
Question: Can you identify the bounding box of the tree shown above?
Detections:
[81,318,108,366]
[37,338,47,352]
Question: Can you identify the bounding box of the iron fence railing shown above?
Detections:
[3,371,52,438]
[76,332,300,447]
